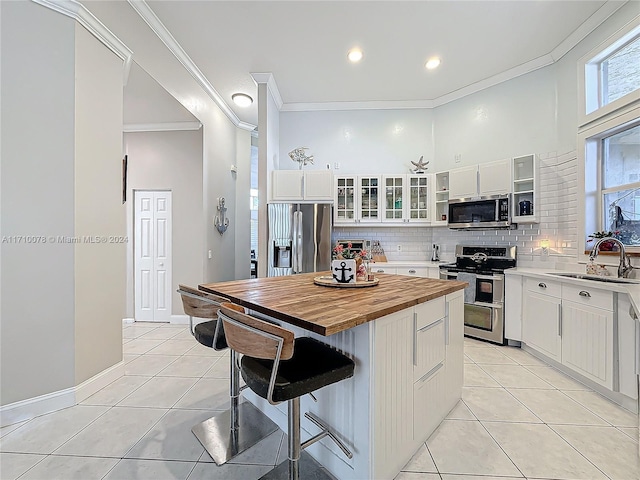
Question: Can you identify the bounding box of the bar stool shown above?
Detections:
[218,303,355,480]
[177,285,279,465]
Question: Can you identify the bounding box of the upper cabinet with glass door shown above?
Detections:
[334,175,381,224]
[381,174,430,224]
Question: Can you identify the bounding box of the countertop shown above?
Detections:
[505,267,640,319]
[199,272,467,336]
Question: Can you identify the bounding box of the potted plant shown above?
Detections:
[587,230,620,251]
[332,243,370,280]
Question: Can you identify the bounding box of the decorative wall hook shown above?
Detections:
[214,197,230,235]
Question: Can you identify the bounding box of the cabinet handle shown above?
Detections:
[376,269,385,273]
[417,362,444,384]
[558,304,562,336]
[579,290,591,298]
[413,312,418,366]
[409,269,416,274]
[538,282,547,289]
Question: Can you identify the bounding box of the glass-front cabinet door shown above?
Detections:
[334,176,356,224]
[382,175,405,223]
[407,175,429,223]
[358,176,381,223]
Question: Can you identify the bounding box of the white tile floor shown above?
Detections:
[1,323,638,480]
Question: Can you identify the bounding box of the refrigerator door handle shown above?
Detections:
[296,210,303,273]
[291,211,298,273]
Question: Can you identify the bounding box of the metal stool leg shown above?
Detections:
[191,350,279,465]
[259,396,337,480]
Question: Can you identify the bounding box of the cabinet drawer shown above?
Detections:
[413,362,445,441]
[397,267,428,277]
[415,297,446,330]
[373,266,396,275]
[562,284,613,311]
[525,277,561,297]
[414,318,446,381]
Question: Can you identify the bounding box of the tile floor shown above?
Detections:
[1,323,638,480]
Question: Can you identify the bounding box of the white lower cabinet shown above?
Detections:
[522,277,614,389]
[373,266,397,275]
[523,289,562,362]
[372,291,464,480]
[560,290,613,389]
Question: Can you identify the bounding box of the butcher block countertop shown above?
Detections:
[199,272,467,336]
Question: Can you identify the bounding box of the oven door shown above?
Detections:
[464,303,505,344]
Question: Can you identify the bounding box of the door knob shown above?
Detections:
[159,262,164,267]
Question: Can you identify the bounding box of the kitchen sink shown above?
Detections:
[546,272,640,284]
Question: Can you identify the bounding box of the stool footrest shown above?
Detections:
[192,401,279,465]
[302,412,353,460]
[259,451,336,480]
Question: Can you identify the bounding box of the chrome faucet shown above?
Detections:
[589,237,634,278]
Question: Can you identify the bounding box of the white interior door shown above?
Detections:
[135,190,172,322]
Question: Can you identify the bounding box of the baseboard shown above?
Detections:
[122,317,135,324]
[75,361,124,404]
[1,361,125,428]
[0,387,75,427]
[171,314,189,325]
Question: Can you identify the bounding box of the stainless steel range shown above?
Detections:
[439,245,517,345]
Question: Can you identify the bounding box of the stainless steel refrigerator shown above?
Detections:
[267,203,332,277]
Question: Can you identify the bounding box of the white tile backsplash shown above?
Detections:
[335,151,583,265]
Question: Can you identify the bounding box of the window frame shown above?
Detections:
[578,17,640,129]
[578,106,640,261]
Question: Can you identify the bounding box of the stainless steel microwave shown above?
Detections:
[447,194,512,229]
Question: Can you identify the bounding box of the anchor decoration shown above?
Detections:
[332,260,356,284]
[214,197,230,235]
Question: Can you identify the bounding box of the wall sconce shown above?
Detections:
[214,197,229,235]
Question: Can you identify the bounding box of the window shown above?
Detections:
[580,19,640,126]
[599,124,640,246]
[579,18,640,256]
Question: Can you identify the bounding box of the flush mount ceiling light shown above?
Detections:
[347,48,364,63]
[425,57,441,70]
[231,93,253,108]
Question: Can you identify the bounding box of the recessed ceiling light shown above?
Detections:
[347,49,363,63]
[232,93,253,108]
[425,57,441,70]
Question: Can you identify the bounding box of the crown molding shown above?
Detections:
[123,122,202,133]
[551,0,628,61]
[31,0,133,84]
[127,0,256,132]
[281,1,628,113]
[250,73,284,110]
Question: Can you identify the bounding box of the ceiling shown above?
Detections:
[124,1,624,126]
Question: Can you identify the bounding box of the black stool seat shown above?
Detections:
[194,320,227,351]
[241,337,355,403]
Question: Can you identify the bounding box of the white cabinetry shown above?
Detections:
[511,154,538,224]
[479,159,511,196]
[271,170,333,202]
[448,159,511,200]
[522,277,615,389]
[381,174,430,224]
[448,165,478,199]
[334,175,381,225]
[560,285,613,389]
[522,278,562,362]
[433,172,449,226]
[372,291,463,480]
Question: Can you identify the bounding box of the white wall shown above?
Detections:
[73,24,126,385]
[124,130,204,316]
[0,1,76,405]
[279,109,434,174]
[0,1,126,405]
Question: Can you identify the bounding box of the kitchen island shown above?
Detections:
[200,272,466,480]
